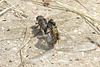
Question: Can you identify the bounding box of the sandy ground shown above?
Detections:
[0,0,100,67]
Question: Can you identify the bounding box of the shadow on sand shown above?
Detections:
[30,26,54,51]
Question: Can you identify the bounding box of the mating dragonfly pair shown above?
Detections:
[34,15,59,45]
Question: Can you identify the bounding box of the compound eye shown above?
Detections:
[48,19,53,22]
[36,16,43,20]
[50,19,53,21]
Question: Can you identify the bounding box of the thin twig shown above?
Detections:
[19,50,25,67]
[19,28,28,67]
[16,28,30,54]
[4,0,28,18]
[86,37,100,47]
[83,16,100,35]
[0,6,12,16]
[75,0,89,11]
[16,38,31,54]
[23,28,28,42]
[0,0,5,4]
[18,28,30,67]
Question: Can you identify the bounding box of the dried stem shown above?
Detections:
[18,28,29,67]
[53,0,100,24]
[0,6,12,16]
[75,0,89,11]
[5,0,28,18]
[0,0,5,4]
[0,0,28,18]
[83,17,100,35]
[16,28,30,54]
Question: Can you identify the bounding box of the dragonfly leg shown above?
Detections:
[37,35,45,38]
[34,25,39,29]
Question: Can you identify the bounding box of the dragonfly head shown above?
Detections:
[36,15,44,21]
[48,19,56,26]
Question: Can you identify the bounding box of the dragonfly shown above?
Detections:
[3,12,99,51]
[47,19,59,44]
[34,15,48,36]
[34,15,59,46]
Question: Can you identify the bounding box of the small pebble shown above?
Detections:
[26,55,29,57]
[81,52,85,56]
[92,32,96,34]
[94,57,98,61]
[15,61,18,63]
[11,10,15,13]
[78,32,81,34]
[76,17,80,19]
[74,29,78,32]
[33,63,36,65]
[94,23,98,26]
[60,46,63,49]
[71,36,76,39]
[69,59,73,61]
[51,62,54,64]
[60,37,66,40]
[2,27,5,30]
[29,46,32,48]
[90,41,94,43]
[34,7,38,10]
[9,60,12,63]
[7,14,10,17]
[2,19,6,21]
[12,48,17,50]
[75,58,80,61]
[7,29,10,31]
[57,51,63,55]
[40,51,43,54]
[7,40,10,43]
[5,48,9,51]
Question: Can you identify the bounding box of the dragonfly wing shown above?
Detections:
[46,33,52,42]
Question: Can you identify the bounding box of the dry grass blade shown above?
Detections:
[18,36,31,52]
[53,0,100,24]
[16,28,30,54]
[18,28,30,67]
[19,50,26,67]
[75,0,89,11]
[0,0,5,4]
[42,0,52,3]
[83,17,100,35]
[3,0,28,18]
[0,6,12,16]
[86,37,100,47]
[23,28,28,42]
